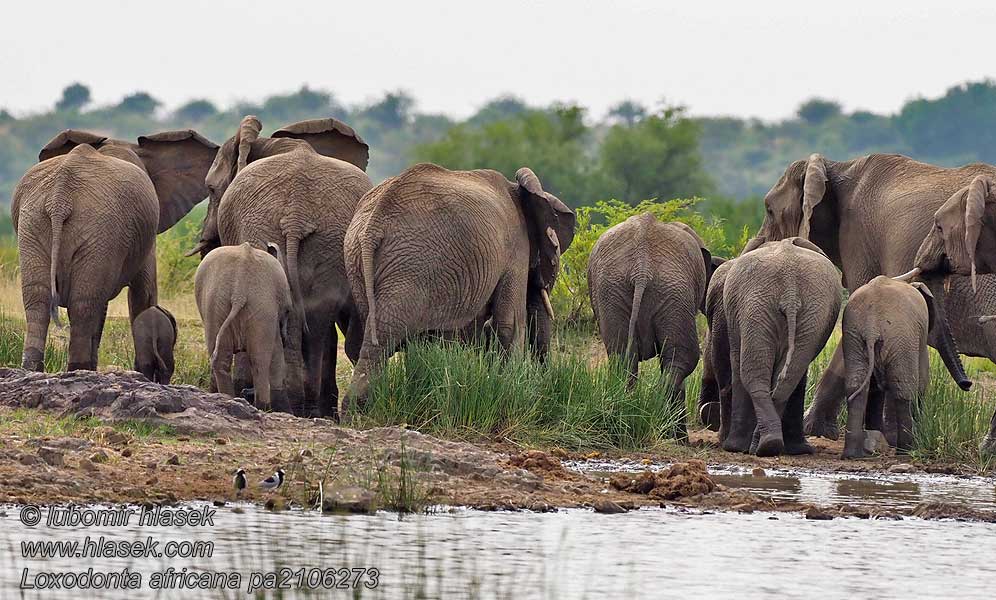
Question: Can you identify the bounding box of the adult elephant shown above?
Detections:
[12,129,217,372]
[750,153,982,438]
[342,163,576,416]
[187,115,371,418]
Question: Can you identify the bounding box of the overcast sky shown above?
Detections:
[2,1,994,121]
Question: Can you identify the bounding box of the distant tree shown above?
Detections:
[896,80,996,163]
[261,86,342,123]
[607,100,646,126]
[55,83,91,112]
[467,96,528,126]
[0,110,12,124]
[361,91,415,130]
[174,99,218,122]
[598,105,713,203]
[117,92,160,115]
[796,98,842,125]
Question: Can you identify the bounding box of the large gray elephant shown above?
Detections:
[188,115,371,418]
[748,153,980,438]
[587,213,717,439]
[722,238,842,456]
[841,277,941,458]
[342,163,576,416]
[12,129,217,371]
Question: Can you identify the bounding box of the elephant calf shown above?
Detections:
[587,213,717,439]
[723,238,842,456]
[841,276,940,458]
[131,306,177,385]
[195,243,292,412]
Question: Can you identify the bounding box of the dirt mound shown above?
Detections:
[507,450,572,478]
[0,368,260,434]
[610,460,717,500]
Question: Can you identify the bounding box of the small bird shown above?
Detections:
[259,469,285,492]
[233,468,248,497]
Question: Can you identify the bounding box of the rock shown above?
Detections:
[751,468,766,477]
[89,450,109,464]
[863,430,890,455]
[97,427,130,447]
[37,447,64,467]
[322,486,377,514]
[592,500,628,514]
[888,463,916,474]
[214,438,228,445]
[177,436,190,442]
[26,437,91,452]
[805,507,835,520]
[78,458,98,472]
[212,500,226,507]
[145,461,157,470]
[18,453,42,466]
[733,503,755,514]
[165,454,180,466]
[120,448,133,458]
[610,461,716,500]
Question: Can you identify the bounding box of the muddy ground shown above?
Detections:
[0,368,992,522]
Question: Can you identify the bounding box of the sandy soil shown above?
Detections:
[0,368,991,522]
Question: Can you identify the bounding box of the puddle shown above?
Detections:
[571,460,996,512]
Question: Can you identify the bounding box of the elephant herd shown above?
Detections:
[10,116,996,458]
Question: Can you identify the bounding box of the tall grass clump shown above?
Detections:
[911,358,996,467]
[363,339,687,450]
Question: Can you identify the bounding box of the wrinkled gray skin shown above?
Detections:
[195,243,292,412]
[587,213,715,440]
[12,129,217,372]
[698,259,734,440]
[722,238,842,456]
[131,306,177,385]
[841,277,940,458]
[343,163,576,417]
[189,116,371,419]
[749,153,979,439]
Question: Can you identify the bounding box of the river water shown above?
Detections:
[2,465,995,599]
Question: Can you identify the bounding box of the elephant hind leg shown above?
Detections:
[67,298,107,371]
[319,323,340,420]
[21,282,52,371]
[722,353,756,453]
[782,373,814,455]
[804,344,846,439]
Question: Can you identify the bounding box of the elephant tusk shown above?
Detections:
[979,315,996,325]
[184,240,209,257]
[944,275,952,294]
[892,268,921,282]
[540,288,555,320]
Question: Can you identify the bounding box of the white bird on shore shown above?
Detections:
[259,469,285,492]
[233,468,248,497]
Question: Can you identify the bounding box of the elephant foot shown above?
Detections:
[316,397,339,421]
[67,361,95,372]
[755,433,784,457]
[803,413,840,440]
[784,440,815,455]
[270,389,292,414]
[722,433,752,454]
[22,349,44,372]
[699,402,721,432]
[287,390,307,416]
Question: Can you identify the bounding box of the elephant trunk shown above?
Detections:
[924,277,973,391]
[284,235,310,337]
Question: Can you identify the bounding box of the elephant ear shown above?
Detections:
[516,168,576,287]
[790,236,830,258]
[135,130,220,232]
[911,281,937,334]
[236,115,262,173]
[271,118,369,172]
[956,176,994,290]
[39,130,108,162]
[799,153,828,240]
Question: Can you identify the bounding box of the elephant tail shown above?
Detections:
[48,213,67,327]
[284,234,310,337]
[360,236,379,347]
[211,297,245,367]
[775,299,800,390]
[845,335,878,407]
[152,337,167,384]
[626,275,648,358]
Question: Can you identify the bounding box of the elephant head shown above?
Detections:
[756,153,830,243]
[516,168,576,320]
[908,175,996,291]
[189,115,369,257]
[37,129,219,233]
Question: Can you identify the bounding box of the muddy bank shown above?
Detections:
[0,368,992,522]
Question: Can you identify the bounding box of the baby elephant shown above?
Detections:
[131,306,177,384]
[723,238,842,456]
[841,276,940,458]
[588,213,717,439]
[195,242,292,412]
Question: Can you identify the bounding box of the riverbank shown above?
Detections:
[1,368,992,522]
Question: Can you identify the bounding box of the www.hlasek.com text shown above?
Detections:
[20,567,381,592]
